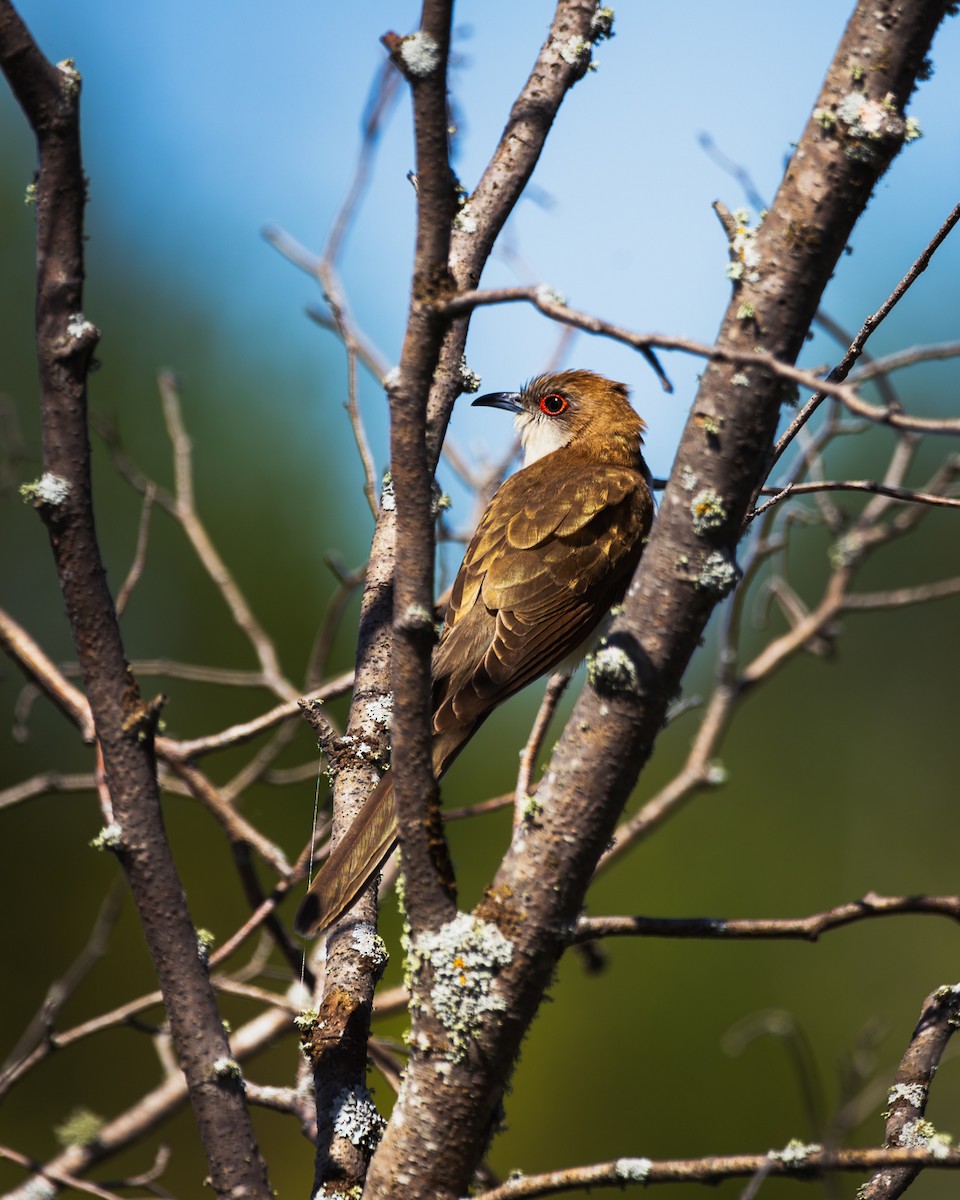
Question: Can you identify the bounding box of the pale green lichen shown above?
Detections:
[403,603,434,630]
[399,31,440,77]
[363,693,394,732]
[24,181,38,206]
[294,1009,319,1051]
[769,1139,821,1166]
[678,464,698,492]
[829,530,866,568]
[54,1108,104,1148]
[690,489,726,535]
[898,1118,952,1157]
[454,201,478,234]
[432,487,453,517]
[726,211,762,284]
[19,1179,57,1200]
[535,284,566,307]
[591,7,615,40]
[89,822,122,851]
[331,1084,386,1149]
[56,58,81,97]
[887,1081,927,1108]
[705,760,728,786]
[837,90,885,134]
[21,472,72,508]
[615,1157,653,1181]
[211,1056,244,1086]
[351,921,389,974]
[196,928,216,964]
[697,550,740,595]
[736,302,755,321]
[518,791,543,824]
[558,36,591,69]
[67,312,95,339]
[459,355,481,393]
[587,642,641,694]
[410,912,513,1059]
[696,412,722,437]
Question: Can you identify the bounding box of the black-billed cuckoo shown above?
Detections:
[295,369,653,936]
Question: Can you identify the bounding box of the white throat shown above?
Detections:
[515,410,570,467]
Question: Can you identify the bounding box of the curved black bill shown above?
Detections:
[472,391,523,413]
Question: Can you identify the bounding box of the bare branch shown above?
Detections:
[842,577,960,610]
[575,893,960,943]
[860,983,960,1200]
[0,769,95,812]
[772,200,960,463]
[0,11,271,1188]
[114,480,155,615]
[750,477,960,521]
[441,285,960,433]
[514,672,570,819]
[0,605,95,741]
[2,885,124,1074]
[469,1146,960,1200]
[0,1145,127,1200]
[0,1004,293,1200]
[158,371,297,701]
[163,670,353,760]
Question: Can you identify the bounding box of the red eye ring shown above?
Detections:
[539,393,569,416]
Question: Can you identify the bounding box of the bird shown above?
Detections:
[295,369,653,936]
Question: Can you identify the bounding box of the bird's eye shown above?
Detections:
[539,393,568,416]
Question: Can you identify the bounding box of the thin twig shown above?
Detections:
[157,371,297,701]
[513,672,569,822]
[0,1144,127,1200]
[115,481,156,616]
[0,769,95,811]
[0,606,95,741]
[772,200,960,462]
[750,477,960,521]
[2,884,124,1074]
[439,286,960,434]
[468,1146,960,1200]
[163,758,291,878]
[0,1004,294,1198]
[575,893,960,943]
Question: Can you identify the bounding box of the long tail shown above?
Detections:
[294,773,398,936]
[294,726,474,937]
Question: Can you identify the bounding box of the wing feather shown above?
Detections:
[431,453,651,757]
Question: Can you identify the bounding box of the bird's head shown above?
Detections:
[472,369,646,470]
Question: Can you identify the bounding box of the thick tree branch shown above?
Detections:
[0,6,270,1197]
[385,0,461,941]
[860,983,960,1199]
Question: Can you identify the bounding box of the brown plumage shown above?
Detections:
[295,370,653,936]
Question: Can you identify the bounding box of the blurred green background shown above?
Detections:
[2,3,959,1198]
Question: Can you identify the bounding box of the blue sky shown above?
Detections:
[3,2,958,482]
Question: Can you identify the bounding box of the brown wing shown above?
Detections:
[431,451,651,768]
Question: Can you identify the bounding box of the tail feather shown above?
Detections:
[294,774,398,936]
[294,727,475,937]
